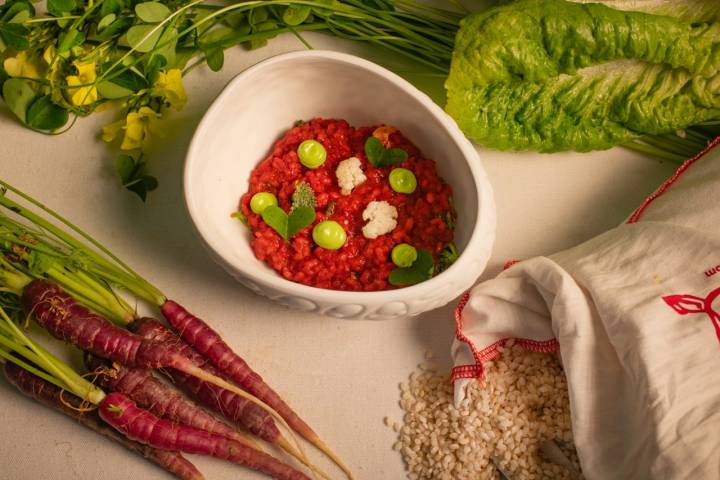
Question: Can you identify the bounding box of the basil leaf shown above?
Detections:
[364,136,384,166]
[3,78,35,124]
[283,5,311,26]
[0,23,30,51]
[126,24,163,52]
[135,1,170,23]
[287,206,315,239]
[379,147,408,167]
[261,205,289,240]
[389,249,434,286]
[26,96,69,131]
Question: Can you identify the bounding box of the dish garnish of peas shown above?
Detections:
[236,119,458,291]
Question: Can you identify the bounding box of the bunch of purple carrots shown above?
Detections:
[0,180,351,480]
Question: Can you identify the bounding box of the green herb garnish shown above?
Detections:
[291,181,316,210]
[364,137,408,168]
[389,248,434,286]
[261,181,316,241]
[437,242,459,273]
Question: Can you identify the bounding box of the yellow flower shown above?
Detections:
[42,45,62,83]
[152,69,187,110]
[3,51,43,79]
[101,119,124,143]
[66,60,99,106]
[102,107,162,151]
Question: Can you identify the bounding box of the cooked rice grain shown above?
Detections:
[395,345,583,480]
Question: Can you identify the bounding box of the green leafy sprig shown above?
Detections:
[261,181,316,241]
[364,136,408,167]
[388,247,433,286]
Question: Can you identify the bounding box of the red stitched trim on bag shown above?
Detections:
[451,337,560,382]
[453,291,482,374]
[503,259,521,270]
[627,136,720,224]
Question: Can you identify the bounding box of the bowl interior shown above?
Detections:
[186,52,480,289]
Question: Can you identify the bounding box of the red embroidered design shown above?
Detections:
[663,287,720,342]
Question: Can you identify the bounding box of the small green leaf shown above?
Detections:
[126,175,158,201]
[97,16,132,40]
[97,13,117,31]
[283,5,311,26]
[381,147,408,166]
[389,249,434,286]
[291,181,316,210]
[248,7,268,25]
[1,1,34,23]
[135,1,170,23]
[364,136,408,167]
[9,10,30,23]
[223,10,245,28]
[198,26,234,48]
[0,23,30,51]
[96,80,133,99]
[287,206,315,238]
[104,68,148,91]
[115,154,136,183]
[126,24,163,52]
[261,205,289,240]
[204,48,223,71]
[26,96,69,131]
[47,0,75,16]
[58,28,84,53]
[2,78,35,124]
[364,136,384,166]
[100,0,123,17]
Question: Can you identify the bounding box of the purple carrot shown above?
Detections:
[21,279,310,467]
[130,318,279,443]
[3,361,204,480]
[85,354,260,449]
[160,300,349,476]
[99,392,310,480]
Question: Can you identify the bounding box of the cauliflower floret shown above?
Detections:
[362,200,398,239]
[335,156,367,195]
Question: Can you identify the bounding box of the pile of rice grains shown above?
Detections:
[387,342,583,479]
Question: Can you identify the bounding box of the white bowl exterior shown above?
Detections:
[185,51,495,320]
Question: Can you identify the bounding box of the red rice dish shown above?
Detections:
[239,118,456,291]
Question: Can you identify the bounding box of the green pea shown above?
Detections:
[391,243,417,268]
[250,192,278,214]
[312,220,346,250]
[297,139,327,169]
[389,168,417,194]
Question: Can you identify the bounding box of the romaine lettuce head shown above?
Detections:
[446,0,720,152]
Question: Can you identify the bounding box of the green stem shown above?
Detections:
[0,307,105,405]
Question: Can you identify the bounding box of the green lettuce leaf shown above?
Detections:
[446,0,720,152]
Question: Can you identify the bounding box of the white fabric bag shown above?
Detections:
[452,140,720,479]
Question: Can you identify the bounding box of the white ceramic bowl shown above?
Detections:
[184,50,495,320]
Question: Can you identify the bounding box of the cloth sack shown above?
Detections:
[452,140,720,479]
